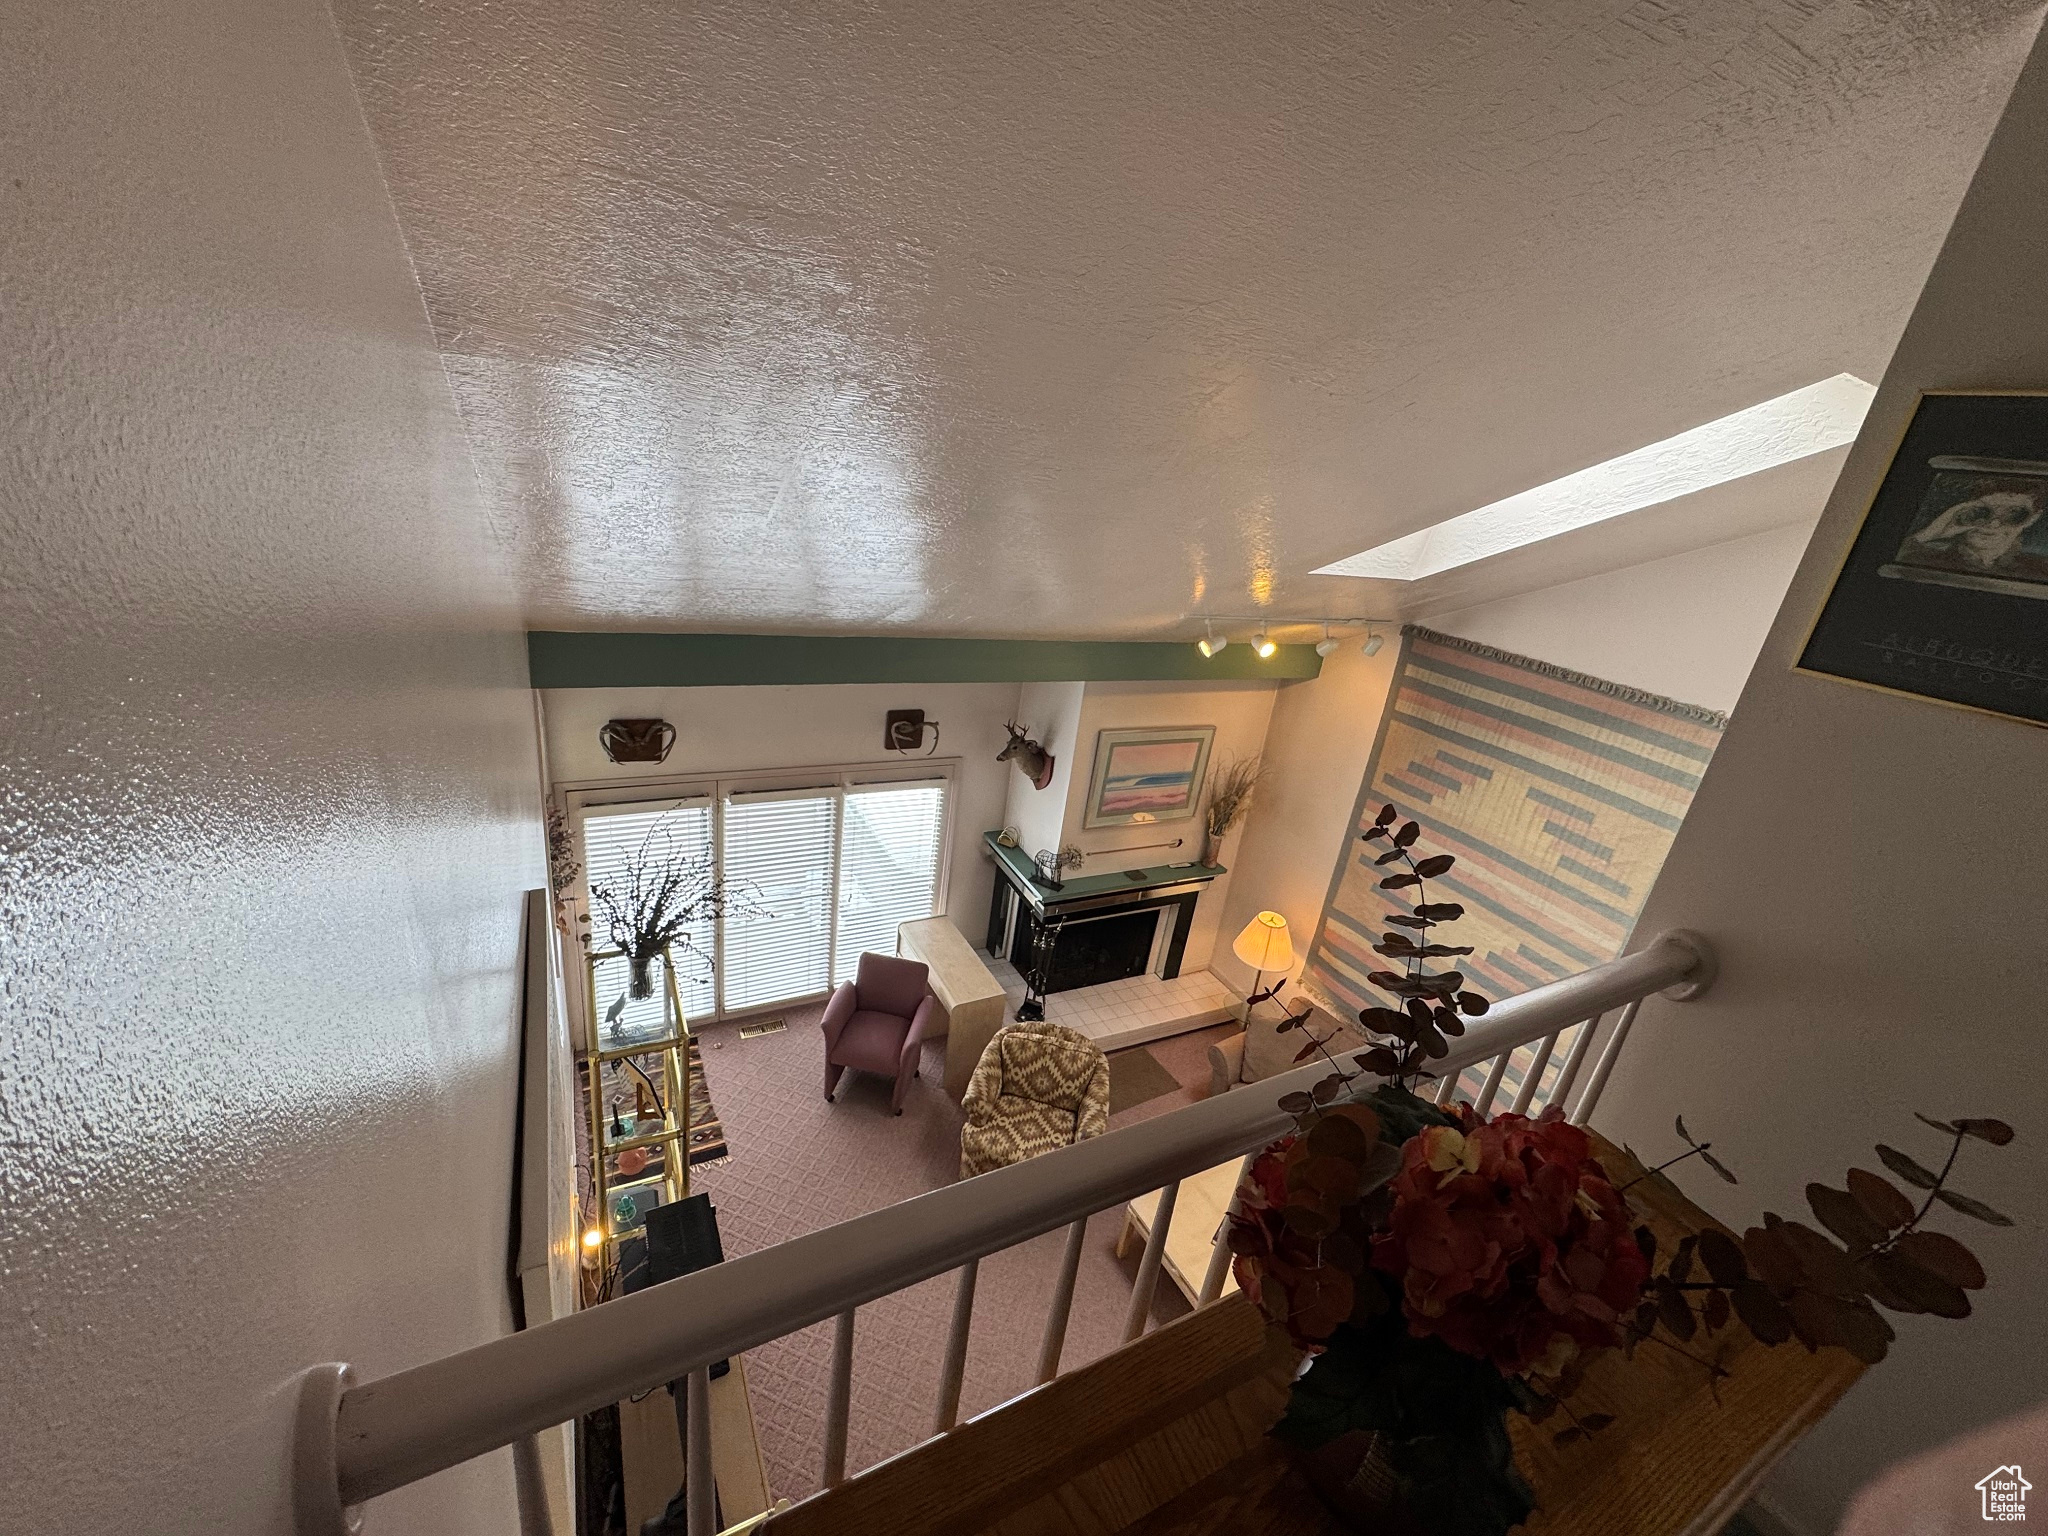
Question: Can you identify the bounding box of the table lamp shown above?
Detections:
[1232,910,1295,1012]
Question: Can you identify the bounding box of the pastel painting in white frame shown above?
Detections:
[1083,726,1215,828]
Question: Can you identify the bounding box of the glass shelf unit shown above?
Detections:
[583,947,694,1251]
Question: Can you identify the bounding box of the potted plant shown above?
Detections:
[1228,803,2015,1534]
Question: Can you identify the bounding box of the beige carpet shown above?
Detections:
[684,1006,1238,1504]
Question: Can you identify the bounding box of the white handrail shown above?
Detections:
[303,929,1714,1525]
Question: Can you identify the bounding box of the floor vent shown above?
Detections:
[737,1019,787,1040]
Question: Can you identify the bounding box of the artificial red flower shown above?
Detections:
[1231,1108,1651,1377]
[1369,1111,1648,1375]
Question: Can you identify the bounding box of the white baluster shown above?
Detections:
[1435,1068,1461,1106]
[685,1367,714,1536]
[1036,1217,1089,1384]
[1547,1012,1602,1111]
[1123,1179,1181,1342]
[1569,998,1643,1125]
[821,1308,855,1488]
[1473,1051,1512,1117]
[1508,1031,1560,1117]
[1197,1153,1257,1305]
[932,1259,979,1432]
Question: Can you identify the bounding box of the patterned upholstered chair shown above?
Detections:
[821,952,936,1116]
[958,1021,1111,1179]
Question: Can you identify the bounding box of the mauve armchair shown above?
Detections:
[821,952,936,1116]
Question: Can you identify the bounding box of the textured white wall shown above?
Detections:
[1209,644,1403,999]
[1002,680,1086,860]
[1058,682,1279,971]
[331,0,2038,637]
[996,680,1278,971]
[542,682,1022,942]
[1425,522,1817,714]
[1595,27,2048,1534]
[1,3,540,1533]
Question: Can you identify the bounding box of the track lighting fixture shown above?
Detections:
[1189,615,1391,658]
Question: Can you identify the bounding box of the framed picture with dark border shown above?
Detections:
[1798,390,2048,729]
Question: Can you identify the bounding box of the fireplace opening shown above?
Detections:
[1020,906,1158,994]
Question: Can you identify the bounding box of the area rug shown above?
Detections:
[1105,1045,1182,1117]
[584,1034,728,1187]
[683,1035,728,1168]
[1301,626,1726,1109]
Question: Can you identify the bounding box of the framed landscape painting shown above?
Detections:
[1083,726,1214,828]
[1799,391,2048,728]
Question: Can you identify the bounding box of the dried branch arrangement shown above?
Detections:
[587,809,766,997]
[1204,756,1268,839]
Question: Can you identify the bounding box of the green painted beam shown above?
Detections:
[526,631,1324,687]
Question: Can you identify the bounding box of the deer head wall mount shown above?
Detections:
[997,720,1056,790]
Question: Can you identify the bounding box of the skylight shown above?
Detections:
[1313,373,1876,581]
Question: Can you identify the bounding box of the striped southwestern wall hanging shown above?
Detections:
[1301,626,1727,1110]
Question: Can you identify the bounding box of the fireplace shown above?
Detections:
[983,830,1226,994]
[1017,906,1158,994]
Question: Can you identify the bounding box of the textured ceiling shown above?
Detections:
[336,0,2041,639]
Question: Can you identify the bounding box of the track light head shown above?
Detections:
[1315,637,1340,658]
[1197,629,1228,658]
[1254,629,1278,659]
[1362,632,1385,657]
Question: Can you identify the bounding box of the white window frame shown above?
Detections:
[559,757,960,1025]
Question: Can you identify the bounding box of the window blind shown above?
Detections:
[834,781,946,983]
[572,770,953,1023]
[719,791,840,1012]
[580,800,717,1028]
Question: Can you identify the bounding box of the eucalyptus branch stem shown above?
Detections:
[1904,1130,1964,1234]
[1635,1326,1731,1379]
[1618,1145,1712,1194]
[1551,1395,1598,1433]
[1392,839,1430,1092]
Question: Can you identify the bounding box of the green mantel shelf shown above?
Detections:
[527,630,1323,688]
[983,829,1224,903]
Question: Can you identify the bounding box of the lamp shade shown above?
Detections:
[1232,910,1294,974]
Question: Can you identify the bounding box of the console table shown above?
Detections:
[897,916,1009,1100]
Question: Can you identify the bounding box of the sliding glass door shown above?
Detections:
[575,766,951,1020]
[720,788,839,1012]
[834,781,946,983]
[578,797,717,1030]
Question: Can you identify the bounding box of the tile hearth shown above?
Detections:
[983,954,1240,1053]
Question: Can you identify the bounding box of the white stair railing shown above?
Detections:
[292,929,1715,1536]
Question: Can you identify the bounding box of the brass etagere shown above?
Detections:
[582,945,694,1253]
